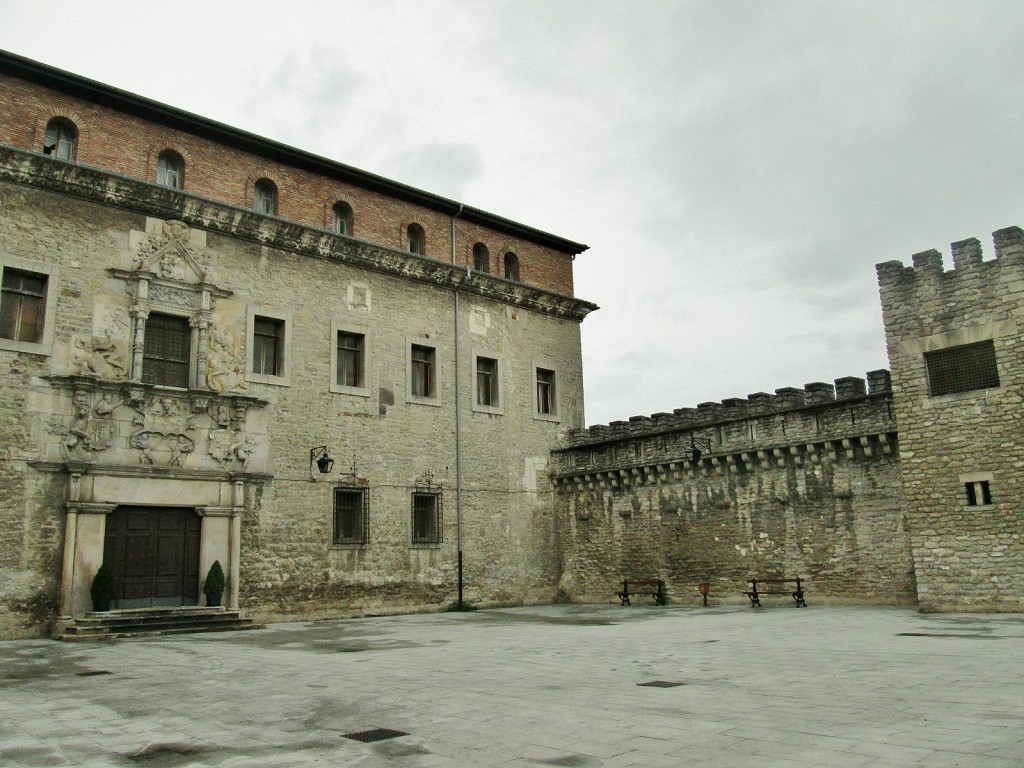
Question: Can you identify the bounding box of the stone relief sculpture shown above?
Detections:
[70,336,128,380]
[50,390,118,457]
[206,323,247,393]
[128,395,195,466]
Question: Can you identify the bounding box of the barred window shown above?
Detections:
[142,313,191,387]
[924,341,999,396]
[333,488,368,545]
[1,269,47,343]
[411,492,442,544]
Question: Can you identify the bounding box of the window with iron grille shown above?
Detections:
[411,344,435,398]
[334,488,368,545]
[1,269,46,344]
[252,316,284,376]
[476,356,499,407]
[411,492,442,544]
[142,313,191,387]
[536,367,556,415]
[337,331,365,388]
[924,340,999,396]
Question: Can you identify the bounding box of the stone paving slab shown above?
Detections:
[1,605,1022,767]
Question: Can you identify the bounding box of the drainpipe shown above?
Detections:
[451,203,465,609]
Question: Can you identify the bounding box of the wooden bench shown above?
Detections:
[745,576,806,607]
[617,579,666,606]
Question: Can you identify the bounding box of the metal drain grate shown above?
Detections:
[76,670,111,677]
[342,728,409,743]
[638,680,685,688]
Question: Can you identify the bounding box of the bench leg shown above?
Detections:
[618,593,630,606]
[747,592,760,608]
[793,591,806,607]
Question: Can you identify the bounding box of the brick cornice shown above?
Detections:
[0,147,599,322]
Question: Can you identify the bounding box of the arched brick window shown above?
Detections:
[473,243,489,273]
[44,117,77,161]
[408,223,426,255]
[156,150,184,190]
[253,178,278,215]
[503,252,520,281]
[333,201,354,235]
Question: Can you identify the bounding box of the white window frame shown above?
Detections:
[330,317,370,397]
[0,256,59,356]
[245,305,292,386]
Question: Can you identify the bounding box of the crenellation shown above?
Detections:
[803,382,835,403]
[992,225,1024,261]
[866,369,891,394]
[911,248,945,274]
[834,376,866,400]
[951,237,983,269]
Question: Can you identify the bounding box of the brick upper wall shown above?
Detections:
[0,73,579,297]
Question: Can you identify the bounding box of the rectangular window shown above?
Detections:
[337,332,365,388]
[476,356,499,407]
[965,480,992,507]
[333,488,368,545]
[411,344,435,398]
[142,313,191,387]
[0,269,46,343]
[252,316,284,376]
[925,340,1000,396]
[411,492,443,544]
[536,368,556,415]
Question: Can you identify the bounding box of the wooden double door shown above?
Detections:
[103,506,201,608]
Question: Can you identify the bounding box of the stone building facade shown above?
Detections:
[0,52,594,638]
[550,373,915,605]
[2,51,1022,638]
[878,229,1024,611]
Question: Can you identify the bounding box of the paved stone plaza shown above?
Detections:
[1,605,1022,767]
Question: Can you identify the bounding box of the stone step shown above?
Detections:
[55,607,264,641]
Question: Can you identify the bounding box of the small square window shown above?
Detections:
[334,488,368,545]
[1,269,47,344]
[412,492,442,544]
[337,332,365,388]
[411,344,436,399]
[925,341,1000,396]
[965,480,992,507]
[142,313,191,387]
[252,316,284,376]
[536,368,556,415]
[476,356,499,408]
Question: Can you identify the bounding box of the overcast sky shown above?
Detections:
[4,1,1023,426]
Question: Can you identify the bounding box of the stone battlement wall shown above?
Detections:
[551,372,912,607]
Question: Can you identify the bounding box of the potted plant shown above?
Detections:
[90,563,113,612]
[204,560,226,607]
